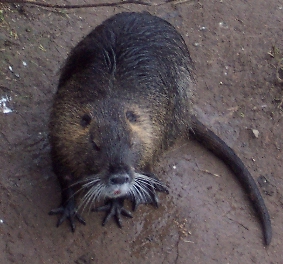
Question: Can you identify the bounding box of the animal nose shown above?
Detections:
[109,174,130,185]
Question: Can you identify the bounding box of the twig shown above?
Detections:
[227,217,249,231]
[200,169,221,177]
[0,0,152,9]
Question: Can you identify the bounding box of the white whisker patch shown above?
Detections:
[77,172,168,212]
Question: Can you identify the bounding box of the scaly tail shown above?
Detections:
[190,115,272,245]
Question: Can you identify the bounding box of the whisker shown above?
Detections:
[82,184,103,210]
[132,184,145,202]
[134,174,168,191]
[69,176,101,189]
[82,178,101,188]
[78,179,104,213]
[79,188,95,212]
[132,181,152,203]
[82,187,98,213]
[136,175,165,186]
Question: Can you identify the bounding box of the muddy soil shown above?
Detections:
[0,1,282,263]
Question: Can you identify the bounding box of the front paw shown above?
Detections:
[92,198,133,227]
[49,198,86,232]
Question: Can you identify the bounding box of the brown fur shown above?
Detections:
[49,12,271,245]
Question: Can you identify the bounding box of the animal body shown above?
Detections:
[49,12,271,245]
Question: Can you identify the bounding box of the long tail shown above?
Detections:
[190,115,272,245]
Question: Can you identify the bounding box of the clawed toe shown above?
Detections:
[92,198,132,227]
[49,203,86,232]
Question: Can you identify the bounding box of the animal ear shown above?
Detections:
[92,141,101,152]
[90,133,101,151]
[126,110,139,123]
[80,113,92,127]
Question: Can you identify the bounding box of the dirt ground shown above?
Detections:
[0,0,283,263]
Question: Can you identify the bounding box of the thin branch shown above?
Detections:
[0,0,153,9]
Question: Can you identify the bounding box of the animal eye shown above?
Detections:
[126,110,139,123]
[80,114,91,127]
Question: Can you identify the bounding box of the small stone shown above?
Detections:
[252,129,259,138]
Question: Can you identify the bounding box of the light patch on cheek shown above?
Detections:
[129,122,153,147]
[63,106,93,140]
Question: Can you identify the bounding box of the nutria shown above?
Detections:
[49,12,271,245]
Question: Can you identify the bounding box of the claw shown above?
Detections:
[76,213,87,225]
[49,202,86,232]
[154,183,169,194]
[49,207,65,215]
[92,198,132,227]
[132,200,139,211]
[120,207,133,218]
[150,191,159,208]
